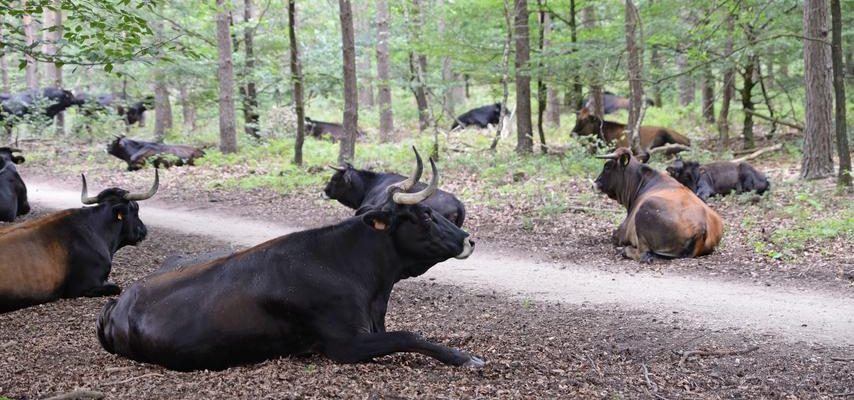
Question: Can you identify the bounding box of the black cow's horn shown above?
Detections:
[80,174,99,205]
[390,146,423,193]
[394,158,438,205]
[9,148,21,153]
[595,152,619,160]
[328,164,346,172]
[124,170,160,201]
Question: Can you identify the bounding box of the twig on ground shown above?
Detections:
[567,206,622,213]
[101,372,164,386]
[830,357,854,362]
[677,346,760,367]
[647,143,692,157]
[830,392,854,398]
[641,362,658,392]
[742,109,804,131]
[732,143,784,163]
[43,390,105,400]
[587,355,604,378]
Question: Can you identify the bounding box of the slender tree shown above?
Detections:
[23,0,39,90]
[535,0,547,153]
[178,83,197,132]
[701,66,715,124]
[338,0,358,164]
[514,0,533,154]
[152,19,172,143]
[242,0,260,139]
[408,0,429,132]
[624,0,643,152]
[288,0,306,166]
[43,3,63,136]
[567,0,582,112]
[438,0,455,118]
[739,23,759,150]
[676,51,693,105]
[216,0,238,153]
[355,8,374,108]
[543,11,560,127]
[830,0,851,187]
[717,10,735,150]
[375,0,394,141]
[582,5,603,116]
[801,0,834,179]
[489,0,513,151]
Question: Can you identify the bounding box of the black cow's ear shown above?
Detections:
[361,211,391,231]
[111,204,126,222]
[619,153,631,167]
[12,155,25,164]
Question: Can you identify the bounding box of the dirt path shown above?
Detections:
[26,181,854,346]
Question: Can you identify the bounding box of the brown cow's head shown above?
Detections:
[80,170,159,247]
[594,147,638,205]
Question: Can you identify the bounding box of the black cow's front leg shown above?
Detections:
[323,331,484,368]
[81,282,122,297]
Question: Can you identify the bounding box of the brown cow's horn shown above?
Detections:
[389,146,423,193]
[80,174,99,205]
[328,164,347,172]
[595,152,619,160]
[394,158,438,205]
[124,170,160,201]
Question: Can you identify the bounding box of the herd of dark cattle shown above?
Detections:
[0,87,771,372]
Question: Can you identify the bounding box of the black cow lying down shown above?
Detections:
[450,103,506,130]
[97,153,478,371]
[0,147,29,222]
[666,159,770,202]
[305,117,365,142]
[107,135,205,171]
[324,147,466,227]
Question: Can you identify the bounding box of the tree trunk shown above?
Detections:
[801,0,834,179]
[582,5,603,117]
[216,0,238,153]
[409,0,429,132]
[23,0,39,90]
[677,52,693,105]
[242,0,260,139]
[568,0,583,113]
[355,8,374,108]
[178,83,197,133]
[701,66,715,124]
[438,0,454,118]
[0,49,7,93]
[830,0,851,187]
[338,0,358,165]
[43,3,63,136]
[490,0,513,151]
[288,0,306,166]
[649,45,662,107]
[542,11,559,127]
[535,0,547,153]
[153,77,173,142]
[757,62,777,137]
[514,0,532,154]
[625,0,643,152]
[375,0,393,142]
[846,48,853,86]
[739,56,757,150]
[717,11,735,150]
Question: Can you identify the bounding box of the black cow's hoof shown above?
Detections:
[101,282,122,296]
[463,356,485,368]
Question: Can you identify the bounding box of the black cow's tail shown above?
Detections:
[96,298,118,354]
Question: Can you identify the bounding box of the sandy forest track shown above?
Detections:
[25,180,854,346]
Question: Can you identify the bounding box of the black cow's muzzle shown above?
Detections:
[455,237,475,259]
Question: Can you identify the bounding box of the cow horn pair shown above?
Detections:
[80,170,160,205]
[391,147,438,205]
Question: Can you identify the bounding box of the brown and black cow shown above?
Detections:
[666,159,770,202]
[572,107,690,156]
[0,147,29,222]
[106,135,205,171]
[97,150,480,371]
[0,171,158,313]
[594,148,723,263]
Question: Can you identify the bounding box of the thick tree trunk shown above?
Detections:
[288,0,306,166]
[535,1,547,153]
[581,5,603,117]
[514,0,532,154]
[242,0,260,139]
[490,0,513,151]
[568,0,583,113]
[649,45,662,107]
[355,9,374,108]
[625,0,643,152]
[43,4,64,136]
[846,48,854,86]
[438,0,454,118]
[375,0,393,141]
[717,12,735,150]
[153,78,173,142]
[178,83,197,133]
[216,0,238,153]
[0,50,7,93]
[409,0,429,132]
[542,12,559,127]
[23,1,39,90]
[830,0,851,187]
[801,0,834,179]
[338,0,358,164]
[701,66,715,124]
[740,56,757,150]
[677,52,693,105]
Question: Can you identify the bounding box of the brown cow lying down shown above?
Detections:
[572,107,690,156]
[594,148,723,263]
[666,159,770,202]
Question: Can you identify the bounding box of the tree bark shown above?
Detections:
[535,0,547,153]
[355,8,374,108]
[514,0,533,154]
[242,0,260,139]
[677,51,693,105]
[288,0,306,166]
[409,0,429,132]
[43,3,63,136]
[542,12,559,127]
[152,20,172,143]
[569,0,583,113]
[701,66,715,124]
[178,83,197,133]
[438,0,454,118]
[830,0,850,186]
[375,0,393,141]
[801,0,834,179]
[581,5,603,117]
[338,0,358,164]
[717,11,735,150]
[489,0,513,151]
[739,56,757,150]
[217,0,238,153]
[649,45,662,107]
[624,0,643,152]
[23,0,39,90]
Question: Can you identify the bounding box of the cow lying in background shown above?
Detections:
[97,154,479,371]
[582,91,655,115]
[572,107,690,156]
[305,117,365,142]
[77,94,154,126]
[0,172,158,313]
[594,148,723,263]
[324,148,466,227]
[0,87,83,122]
[450,103,506,130]
[107,135,205,171]
[667,159,770,202]
[0,147,30,222]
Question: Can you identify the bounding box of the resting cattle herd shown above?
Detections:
[97,153,479,371]
[305,117,365,142]
[0,172,159,313]
[572,107,690,156]
[324,148,466,227]
[594,148,723,263]
[107,135,205,171]
[582,91,655,115]
[0,147,30,222]
[0,87,82,122]
[667,159,770,202]
[77,94,154,126]
[450,103,505,130]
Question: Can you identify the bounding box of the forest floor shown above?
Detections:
[2,138,853,399]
